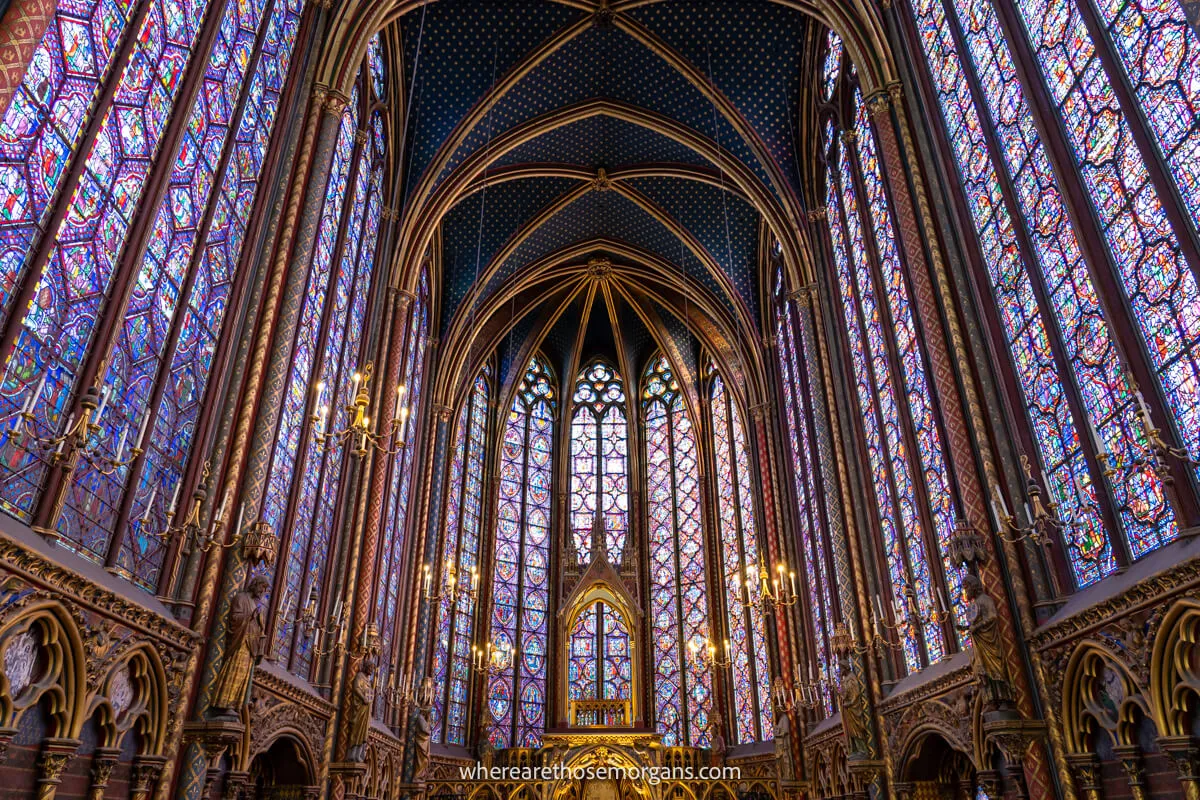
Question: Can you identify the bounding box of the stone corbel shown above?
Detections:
[1066,752,1103,800]
[87,746,121,800]
[35,737,80,800]
[1161,736,1200,800]
[129,754,169,800]
[184,719,245,798]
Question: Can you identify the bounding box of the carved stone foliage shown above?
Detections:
[880,661,979,769]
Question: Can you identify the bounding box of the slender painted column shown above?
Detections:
[173,70,343,799]
[402,404,454,781]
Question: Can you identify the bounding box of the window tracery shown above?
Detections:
[487,355,553,748]
[642,355,711,746]
[569,360,628,564]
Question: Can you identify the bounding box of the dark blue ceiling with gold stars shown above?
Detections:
[398,0,813,356]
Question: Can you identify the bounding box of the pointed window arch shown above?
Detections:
[487,355,554,748]
[569,360,629,564]
[431,366,491,745]
[642,355,712,746]
[709,367,772,744]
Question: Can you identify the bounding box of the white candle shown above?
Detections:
[234,502,244,534]
[114,425,128,462]
[937,587,948,614]
[169,480,181,514]
[333,598,343,623]
[1022,502,1033,527]
[1135,388,1151,419]
[1085,415,1104,456]
[25,372,47,415]
[394,385,404,420]
[143,487,157,522]
[992,485,1010,517]
[95,386,109,419]
[135,412,150,450]
[215,494,228,522]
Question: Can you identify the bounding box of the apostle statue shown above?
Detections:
[210,575,269,718]
[773,703,794,781]
[411,682,434,781]
[836,655,871,756]
[345,657,375,762]
[960,574,1015,710]
[706,712,727,768]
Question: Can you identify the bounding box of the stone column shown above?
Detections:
[892,781,914,800]
[1066,753,1103,800]
[87,747,121,800]
[34,738,79,800]
[1163,737,1200,800]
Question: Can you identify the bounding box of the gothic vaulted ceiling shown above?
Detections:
[347,0,891,401]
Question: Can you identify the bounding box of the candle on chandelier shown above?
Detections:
[114,425,128,463]
[169,480,181,515]
[142,487,157,524]
[21,372,47,415]
[423,563,432,596]
[134,411,150,451]
[394,384,405,421]
[234,502,245,535]
[95,386,109,419]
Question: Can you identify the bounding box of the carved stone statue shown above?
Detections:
[837,656,871,756]
[411,700,433,781]
[961,574,1014,710]
[477,728,495,769]
[773,705,794,781]
[209,575,269,718]
[706,712,727,767]
[345,657,374,762]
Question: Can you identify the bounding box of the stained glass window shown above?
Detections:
[710,369,772,744]
[0,0,218,526]
[487,355,554,748]
[822,29,843,99]
[259,62,388,680]
[1008,0,1200,523]
[0,0,304,587]
[263,83,359,667]
[431,368,490,746]
[375,265,429,719]
[642,356,711,746]
[773,273,836,716]
[568,601,632,704]
[1094,1,1200,229]
[902,0,1193,584]
[569,360,628,564]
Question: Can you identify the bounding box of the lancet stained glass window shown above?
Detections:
[488,355,553,748]
[900,0,1198,583]
[773,273,836,716]
[0,0,304,589]
[643,356,711,747]
[710,370,772,744]
[568,601,632,705]
[570,360,628,564]
[261,54,387,679]
[824,134,933,673]
[431,368,490,745]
